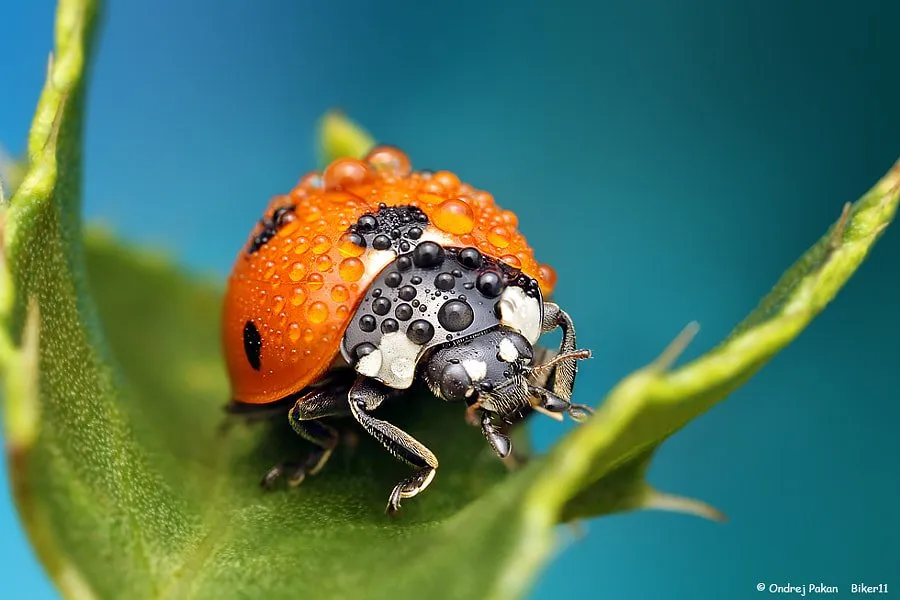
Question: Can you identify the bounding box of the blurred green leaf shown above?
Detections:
[0,146,27,198]
[1,1,898,599]
[316,109,376,169]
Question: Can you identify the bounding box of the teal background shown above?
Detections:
[2,1,899,598]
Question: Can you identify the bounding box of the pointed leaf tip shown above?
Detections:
[643,488,727,522]
[651,321,701,372]
[545,159,898,532]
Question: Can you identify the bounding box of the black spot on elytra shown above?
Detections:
[243,321,262,370]
[247,205,296,255]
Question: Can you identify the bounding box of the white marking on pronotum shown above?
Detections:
[370,331,422,388]
[498,286,541,343]
[498,337,519,362]
[391,356,415,382]
[356,348,383,377]
[462,359,487,382]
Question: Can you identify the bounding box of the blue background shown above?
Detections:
[2,1,899,598]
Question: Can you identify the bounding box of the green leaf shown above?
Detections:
[0,146,27,198]
[2,1,898,599]
[316,109,376,168]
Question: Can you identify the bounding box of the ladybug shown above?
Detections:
[223,146,592,513]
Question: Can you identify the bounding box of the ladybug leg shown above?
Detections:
[479,410,511,459]
[261,380,351,490]
[540,302,584,402]
[261,460,304,489]
[477,407,533,470]
[348,377,439,515]
[528,384,594,423]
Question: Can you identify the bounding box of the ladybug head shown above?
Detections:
[422,327,588,419]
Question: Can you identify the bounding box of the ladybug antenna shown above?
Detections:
[529,348,592,373]
[524,349,593,422]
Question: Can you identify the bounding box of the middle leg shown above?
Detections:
[261,374,353,489]
[478,406,534,470]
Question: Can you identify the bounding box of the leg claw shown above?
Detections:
[567,404,594,422]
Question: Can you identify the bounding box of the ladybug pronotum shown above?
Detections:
[223,146,592,514]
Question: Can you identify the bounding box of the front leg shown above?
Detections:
[480,410,511,458]
[478,406,533,470]
[528,384,593,422]
[349,377,439,515]
[540,302,584,402]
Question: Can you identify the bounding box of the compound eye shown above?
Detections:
[439,363,473,402]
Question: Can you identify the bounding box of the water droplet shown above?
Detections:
[331,285,349,302]
[288,322,301,342]
[272,295,285,312]
[500,254,521,268]
[323,158,374,191]
[339,257,365,282]
[308,301,329,324]
[315,254,333,272]
[538,264,558,290]
[337,232,365,258]
[299,172,323,189]
[417,192,445,205]
[433,171,460,194]
[433,198,475,235]
[291,286,307,306]
[289,262,306,282]
[303,205,322,223]
[312,235,331,254]
[280,220,300,236]
[308,273,325,290]
[365,146,412,177]
[488,227,510,249]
